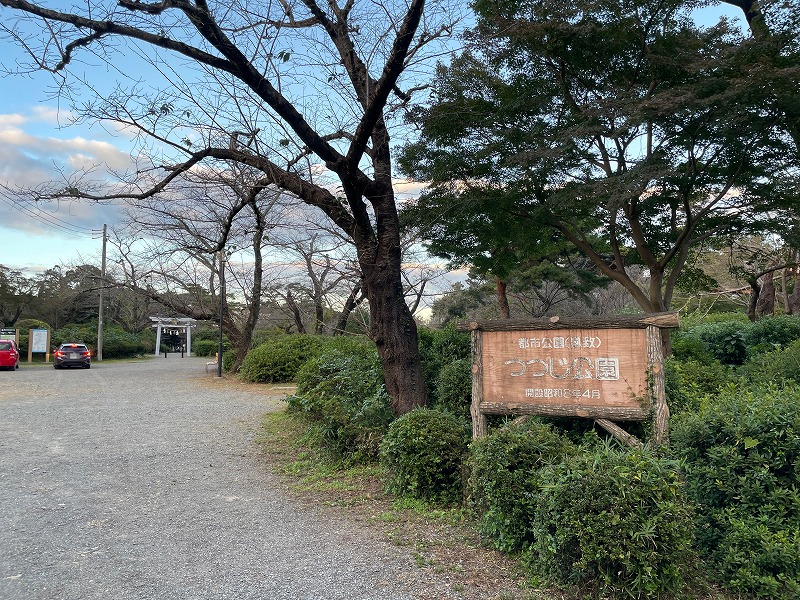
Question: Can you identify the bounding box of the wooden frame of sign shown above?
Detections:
[456,313,679,447]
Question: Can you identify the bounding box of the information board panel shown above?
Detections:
[30,329,49,353]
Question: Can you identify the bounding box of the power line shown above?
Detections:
[0,196,102,237]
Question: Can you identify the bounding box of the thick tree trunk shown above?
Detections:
[363,264,428,415]
[788,268,800,315]
[756,270,776,317]
[495,276,511,319]
[747,277,760,322]
[314,298,325,334]
[356,184,428,415]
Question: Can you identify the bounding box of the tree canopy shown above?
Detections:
[400,0,800,315]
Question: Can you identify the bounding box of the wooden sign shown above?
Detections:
[458,313,679,446]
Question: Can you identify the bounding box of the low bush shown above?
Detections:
[239,335,331,383]
[528,445,695,599]
[101,327,150,358]
[380,408,470,503]
[671,384,800,599]
[193,339,219,357]
[679,320,748,365]
[664,356,735,415]
[287,340,392,460]
[467,419,575,552]
[418,325,470,404]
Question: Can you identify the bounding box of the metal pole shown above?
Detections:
[217,250,225,378]
[97,224,107,361]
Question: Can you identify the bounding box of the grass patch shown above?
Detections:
[256,407,548,599]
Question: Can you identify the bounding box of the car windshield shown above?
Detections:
[0,341,12,351]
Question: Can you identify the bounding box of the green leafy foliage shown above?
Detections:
[432,358,472,421]
[239,335,344,383]
[528,445,695,599]
[675,320,748,364]
[743,315,800,355]
[674,315,800,366]
[741,338,800,384]
[671,384,800,598]
[380,408,470,503]
[417,325,470,404]
[193,339,220,357]
[286,340,392,461]
[467,419,575,552]
[664,356,736,415]
[101,327,151,358]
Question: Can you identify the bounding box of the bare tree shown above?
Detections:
[0,1,464,413]
[109,165,285,369]
[268,229,362,335]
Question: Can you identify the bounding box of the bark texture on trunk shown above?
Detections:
[756,270,776,318]
[362,255,428,415]
[495,276,511,319]
[789,268,800,315]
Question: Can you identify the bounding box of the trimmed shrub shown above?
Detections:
[101,327,150,358]
[287,341,392,460]
[432,358,472,421]
[680,320,748,365]
[467,419,575,552]
[528,445,695,598]
[193,339,219,357]
[222,349,237,373]
[671,384,800,598]
[418,325,470,403]
[380,408,470,503]
[239,335,327,383]
[664,356,735,415]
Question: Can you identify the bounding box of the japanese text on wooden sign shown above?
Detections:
[480,328,649,416]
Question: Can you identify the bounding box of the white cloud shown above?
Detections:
[0,113,27,127]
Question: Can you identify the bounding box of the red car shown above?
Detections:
[0,339,20,371]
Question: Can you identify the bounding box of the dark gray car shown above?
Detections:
[53,342,91,369]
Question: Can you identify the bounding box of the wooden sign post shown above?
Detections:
[457,313,679,447]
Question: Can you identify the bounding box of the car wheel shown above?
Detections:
[85,364,91,369]
[54,364,60,369]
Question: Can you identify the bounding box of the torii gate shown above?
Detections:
[150,317,197,356]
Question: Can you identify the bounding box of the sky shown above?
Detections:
[0,3,746,278]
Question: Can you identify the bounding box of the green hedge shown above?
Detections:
[671,384,800,598]
[740,338,800,385]
[673,315,800,366]
[239,335,341,383]
[417,324,470,404]
[432,358,472,421]
[528,445,695,598]
[468,419,575,552]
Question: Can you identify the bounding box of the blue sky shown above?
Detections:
[0,3,746,277]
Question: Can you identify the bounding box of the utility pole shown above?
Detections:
[217,249,226,378]
[97,224,107,361]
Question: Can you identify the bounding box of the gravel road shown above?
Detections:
[0,356,431,600]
